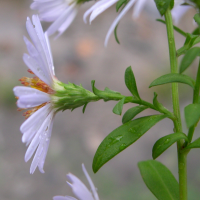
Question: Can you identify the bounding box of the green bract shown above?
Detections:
[52,81,99,112]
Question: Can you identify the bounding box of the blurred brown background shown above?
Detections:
[0,0,200,199]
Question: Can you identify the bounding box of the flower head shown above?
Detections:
[53,164,99,200]
[13,15,58,174]
[30,0,91,38]
[14,15,99,174]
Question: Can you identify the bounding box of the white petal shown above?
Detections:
[132,0,147,19]
[23,53,50,85]
[171,5,191,24]
[53,196,77,200]
[89,0,118,24]
[55,9,77,39]
[32,15,55,79]
[38,115,54,173]
[46,5,75,36]
[20,103,51,135]
[105,0,136,46]
[25,110,54,163]
[26,16,54,85]
[13,86,48,97]
[67,173,94,200]
[17,93,50,109]
[82,164,99,200]
[83,0,108,23]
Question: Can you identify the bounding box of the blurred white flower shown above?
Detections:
[84,0,149,46]
[30,0,79,38]
[13,15,60,174]
[53,164,99,200]
[172,0,192,24]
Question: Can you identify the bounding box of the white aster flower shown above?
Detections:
[14,15,99,174]
[30,0,80,38]
[83,0,150,46]
[53,164,99,200]
[13,15,59,174]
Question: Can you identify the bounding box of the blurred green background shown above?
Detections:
[0,0,199,199]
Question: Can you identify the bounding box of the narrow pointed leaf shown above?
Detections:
[125,66,140,99]
[154,0,172,16]
[185,137,200,149]
[153,92,173,117]
[194,13,200,26]
[177,34,199,56]
[122,105,147,124]
[114,23,120,44]
[179,47,200,73]
[138,160,179,200]
[93,115,166,173]
[116,0,128,12]
[91,80,122,101]
[149,73,195,89]
[113,97,125,115]
[152,132,188,159]
[192,27,200,35]
[184,104,200,128]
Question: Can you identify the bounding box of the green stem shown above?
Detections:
[164,8,187,200]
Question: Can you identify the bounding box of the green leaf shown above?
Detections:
[153,92,173,117]
[149,73,195,89]
[184,104,200,128]
[93,115,166,173]
[156,19,187,37]
[113,97,125,115]
[192,27,200,35]
[122,105,147,124]
[125,66,140,99]
[169,0,174,9]
[82,103,88,113]
[104,87,121,95]
[152,132,188,159]
[138,160,179,200]
[114,23,120,44]
[154,0,172,16]
[194,13,200,26]
[116,0,128,12]
[177,33,199,57]
[91,80,122,101]
[185,137,200,149]
[179,47,200,73]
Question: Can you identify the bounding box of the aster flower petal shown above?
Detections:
[30,112,54,174]
[89,0,118,24]
[55,9,78,39]
[82,164,99,200]
[16,92,50,109]
[105,0,136,46]
[20,103,51,140]
[31,0,79,37]
[171,4,191,24]
[26,16,54,85]
[46,4,77,37]
[53,164,99,200]
[24,110,54,164]
[132,0,147,19]
[83,0,109,23]
[53,196,77,200]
